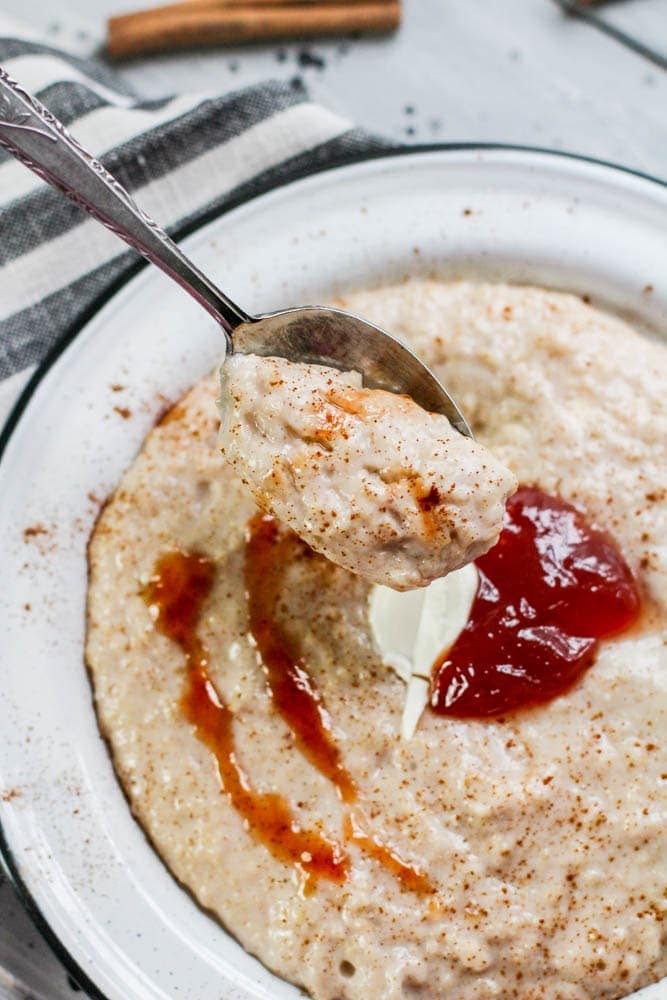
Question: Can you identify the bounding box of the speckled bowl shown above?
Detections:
[0,147,665,1000]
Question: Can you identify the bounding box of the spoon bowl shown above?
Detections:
[0,67,470,435]
[234,306,470,431]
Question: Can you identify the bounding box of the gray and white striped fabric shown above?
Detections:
[0,25,386,395]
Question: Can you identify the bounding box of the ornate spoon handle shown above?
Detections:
[0,67,248,338]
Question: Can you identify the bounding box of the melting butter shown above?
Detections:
[369,564,478,739]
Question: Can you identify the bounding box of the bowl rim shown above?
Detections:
[1,141,665,1000]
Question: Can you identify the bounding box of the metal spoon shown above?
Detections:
[0,69,471,435]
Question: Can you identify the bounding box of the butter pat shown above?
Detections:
[369,564,478,738]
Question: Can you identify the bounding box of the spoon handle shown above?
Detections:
[0,67,249,338]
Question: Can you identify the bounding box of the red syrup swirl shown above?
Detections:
[245,514,435,895]
[244,514,357,804]
[144,551,349,887]
[431,486,641,718]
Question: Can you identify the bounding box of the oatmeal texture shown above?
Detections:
[218,354,516,590]
[87,282,667,1000]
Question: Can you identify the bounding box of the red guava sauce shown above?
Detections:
[431,486,641,718]
[245,513,435,894]
[144,550,349,886]
[244,514,357,804]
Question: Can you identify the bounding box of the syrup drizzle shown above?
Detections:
[344,812,434,895]
[244,514,434,895]
[145,551,348,886]
[244,514,357,803]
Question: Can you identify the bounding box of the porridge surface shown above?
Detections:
[87,281,667,1000]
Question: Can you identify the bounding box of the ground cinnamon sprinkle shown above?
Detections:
[417,484,442,513]
[157,401,186,426]
[22,523,48,541]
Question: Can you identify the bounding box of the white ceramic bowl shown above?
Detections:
[0,147,665,1000]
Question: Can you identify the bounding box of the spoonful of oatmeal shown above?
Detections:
[219,355,516,590]
[0,72,516,588]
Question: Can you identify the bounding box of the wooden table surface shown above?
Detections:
[0,1,665,997]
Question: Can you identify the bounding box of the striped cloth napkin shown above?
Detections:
[0,18,387,422]
[0,19,386,998]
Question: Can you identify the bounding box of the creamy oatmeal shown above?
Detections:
[86,282,667,1000]
[218,353,516,590]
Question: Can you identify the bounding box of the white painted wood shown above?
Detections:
[16,0,667,177]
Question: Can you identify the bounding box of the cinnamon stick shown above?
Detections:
[187,0,393,5]
[107,2,401,58]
